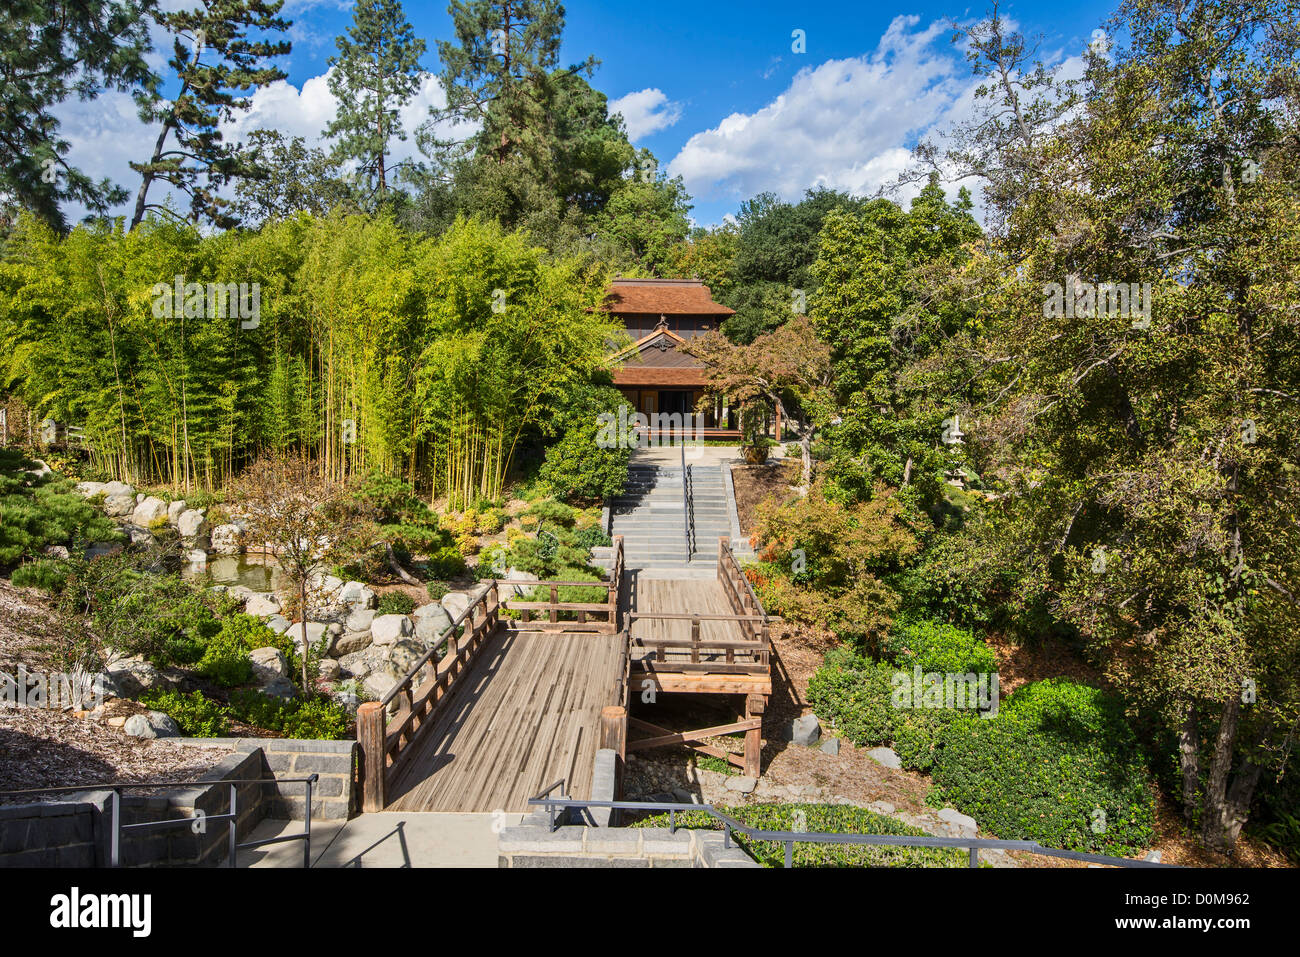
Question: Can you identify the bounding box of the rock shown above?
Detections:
[331,630,373,657]
[131,496,169,527]
[936,807,978,839]
[187,549,208,565]
[102,657,170,697]
[307,572,345,601]
[136,493,145,505]
[504,568,538,597]
[724,776,758,794]
[125,524,154,545]
[75,481,107,497]
[384,638,428,678]
[167,500,187,525]
[791,713,821,747]
[1144,850,1162,863]
[868,746,902,769]
[103,480,133,499]
[43,545,70,560]
[123,711,180,739]
[244,593,281,618]
[176,509,207,540]
[344,608,377,633]
[820,737,840,756]
[362,671,397,701]
[249,646,288,680]
[414,605,452,644]
[265,615,292,635]
[337,581,376,609]
[317,658,341,681]
[334,691,361,714]
[103,492,136,517]
[671,788,698,804]
[439,591,472,620]
[299,621,330,650]
[867,801,896,815]
[339,646,387,681]
[259,676,297,700]
[371,613,413,646]
[210,524,244,555]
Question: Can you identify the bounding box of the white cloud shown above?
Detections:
[667,16,978,207]
[608,88,682,141]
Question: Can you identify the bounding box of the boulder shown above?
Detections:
[167,500,187,525]
[331,630,372,657]
[791,713,821,747]
[244,593,281,618]
[300,621,331,649]
[370,613,413,646]
[259,676,297,700]
[317,658,342,681]
[384,638,428,679]
[43,545,70,560]
[440,591,472,621]
[210,524,244,555]
[724,776,758,794]
[936,807,978,839]
[123,711,181,739]
[248,647,289,683]
[132,496,169,527]
[414,605,453,644]
[187,549,208,565]
[868,746,902,769]
[820,737,840,756]
[176,509,207,540]
[103,481,133,499]
[339,646,387,681]
[344,608,377,633]
[265,615,292,635]
[504,568,538,597]
[337,581,376,609]
[76,481,107,498]
[362,671,397,701]
[308,572,345,601]
[102,657,170,698]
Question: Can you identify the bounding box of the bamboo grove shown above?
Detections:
[0,213,621,502]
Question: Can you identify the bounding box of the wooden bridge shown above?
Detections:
[356,537,771,813]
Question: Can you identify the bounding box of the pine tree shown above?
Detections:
[129,0,292,230]
[323,0,426,204]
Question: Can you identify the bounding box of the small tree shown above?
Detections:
[230,453,364,693]
[685,314,834,488]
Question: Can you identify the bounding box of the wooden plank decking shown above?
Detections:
[384,628,626,812]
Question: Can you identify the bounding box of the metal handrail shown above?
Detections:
[0,775,318,868]
[526,790,1174,869]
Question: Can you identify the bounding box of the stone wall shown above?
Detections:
[178,737,358,821]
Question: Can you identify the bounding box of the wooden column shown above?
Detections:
[743,694,765,779]
[600,705,628,805]
[357,702,386,812]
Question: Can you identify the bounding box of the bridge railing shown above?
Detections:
[357,581,500,812]
[492,535,624,634]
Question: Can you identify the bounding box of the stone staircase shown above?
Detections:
[609,464,734,571]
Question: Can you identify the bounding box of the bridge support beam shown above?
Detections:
[357,702,386,812]
[744,694,765,778]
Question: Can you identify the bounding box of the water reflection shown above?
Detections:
[182,554,285,591]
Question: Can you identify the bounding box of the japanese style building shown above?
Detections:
[600,277,741,438]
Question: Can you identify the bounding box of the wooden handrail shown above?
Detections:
[489,535,624,635]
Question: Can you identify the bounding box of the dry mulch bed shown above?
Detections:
[730,461,800,538]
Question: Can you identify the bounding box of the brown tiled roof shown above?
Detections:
[599,278,735,316]
[613,367,710,387]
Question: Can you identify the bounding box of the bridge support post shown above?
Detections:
[744,694,765,779]
[357,702,386,812]
[599,706,627,806]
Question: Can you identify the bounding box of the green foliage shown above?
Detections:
[376,591,416,616]
[11,559,70,592]
[632,803,968,868]
[930,681,1156,855]
[0,449,122,568]
[138,689,230,737]
[881,617,997,675]
[522,499,577,526]
[426,580,450,601]
[195,629,253,687]
[538,387,632,503]
[229,690,351,739]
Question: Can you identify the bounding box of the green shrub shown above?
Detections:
[11,558,70,592]
[881,617,997,675]
[523,499,577,526]
[376,592,416,616]
[229,690,351,739]
[0,449,123,568]
[195,629,253,687]
[573,525,612,552]
[426,581,450,601]
[632,803,968,868]
[930,679,1156,855]
[139,689,230,737]
[424,544,467,579]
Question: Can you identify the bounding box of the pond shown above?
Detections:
[181,554,286,592]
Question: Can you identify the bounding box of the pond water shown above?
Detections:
[181,554,285,592]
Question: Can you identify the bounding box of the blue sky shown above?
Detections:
[57,0,1121,227]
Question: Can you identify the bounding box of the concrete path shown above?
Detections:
[241,812,524,868]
